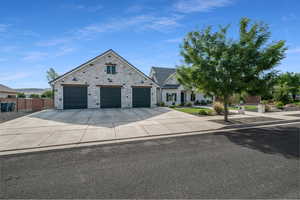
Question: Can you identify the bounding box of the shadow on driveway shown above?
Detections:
[214,125,300,159]
[25,108,172,128]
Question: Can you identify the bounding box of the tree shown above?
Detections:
[41,90,53,98]
[46,68,59,82]
[29,94,40,98]
[276,72,300,101]
[17,92,26,98]
[177,17,287,121]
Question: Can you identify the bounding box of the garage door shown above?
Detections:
[100,87,121,108]
[132,87,151,107]
[63,85,87,109]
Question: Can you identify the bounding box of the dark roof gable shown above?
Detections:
[151,67,176,86]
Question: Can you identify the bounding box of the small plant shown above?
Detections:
[198,109,208,115]
[157,102,165,107]
[200,100,208,105]
[275,101,284,109]
[213,101,224,115]
[260,100,268,105]
[194,100,200,105]
[185,102,192,107]
[180,102,185,107]
[169,105,176,108]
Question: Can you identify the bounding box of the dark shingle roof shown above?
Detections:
[151,67,176,86]
[0,84,17,93]
[162,84,180,89]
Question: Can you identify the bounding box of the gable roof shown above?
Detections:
[0,84,18,94]
[150,67,176,86]
[49,49,159,86]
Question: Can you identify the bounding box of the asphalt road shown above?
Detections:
[1,123,299,199]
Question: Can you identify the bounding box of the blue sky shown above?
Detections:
[0,0,299,88]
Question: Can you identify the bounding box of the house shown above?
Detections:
[50,49,159,109]
[150,67,210,106]
[0,84,18,98]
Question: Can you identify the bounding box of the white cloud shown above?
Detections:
[0,45,18,52]
[174,0,232,13]
[0,72,30,82]
[287,47,300,54]
[62,4,102,12]
[165,38,183,43]
[282,13,297,22]
[23,51,49,61]
[77,14,183,37]
[36,38,71,47]
[55,47,76,56]
[0,24,9,32]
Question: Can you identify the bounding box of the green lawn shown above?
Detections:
[244,105,258,111]
[228,106,239,110]
[173,107,212,115]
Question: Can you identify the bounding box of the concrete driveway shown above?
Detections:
[0,107,225,152]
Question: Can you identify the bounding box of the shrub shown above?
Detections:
[260,100,268,105]
[169,105,176,108]
[194,100,200,105]
[185,102,192,107]
[276,101,284,109]
[213,101,224,114]
[157,102,165,107]
[198,109,214,115]
[265,104,271,112]
[200,100,207,105]
[198,109,208,115]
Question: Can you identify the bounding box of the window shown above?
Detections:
[166,93,177,102]
[191,91,196,101]
[106,65,116,74]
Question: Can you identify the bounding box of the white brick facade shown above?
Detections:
[51,50,158,109]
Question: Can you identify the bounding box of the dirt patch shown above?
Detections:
[210,116,281,125]
[0,112,32,123]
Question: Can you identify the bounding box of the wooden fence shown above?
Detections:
[0,98,53,112]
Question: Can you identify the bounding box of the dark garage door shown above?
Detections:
[63,85,87,109]
[132,87,151,107]
[100,87,121,108]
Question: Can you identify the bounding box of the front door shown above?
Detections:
[181,92,185,104]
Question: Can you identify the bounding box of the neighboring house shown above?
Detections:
[50,49,159,109]
[0,84,18,98]
[150,67,210,106]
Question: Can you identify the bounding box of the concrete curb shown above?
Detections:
[1,119,299,157]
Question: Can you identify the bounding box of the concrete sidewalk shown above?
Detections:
[0,108,299,155]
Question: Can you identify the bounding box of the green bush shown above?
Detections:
[169,105,176,108]
[194,100,200,105]
[275,101,284,109]
[17,92,26,98]
[185,102,192,107]
[213,101,224,114]
[198,109,208,115]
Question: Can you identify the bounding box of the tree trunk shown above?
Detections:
[224,97,229,122]
[292,94,296,101]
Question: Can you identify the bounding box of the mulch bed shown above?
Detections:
[210,116,281,125]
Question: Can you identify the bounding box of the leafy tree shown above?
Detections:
[17,92,26,98]
[41,90,53,98]
[46,68,59,82]
[177,18,287,121]
[276,72,300,101]
[29,94,40,98]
